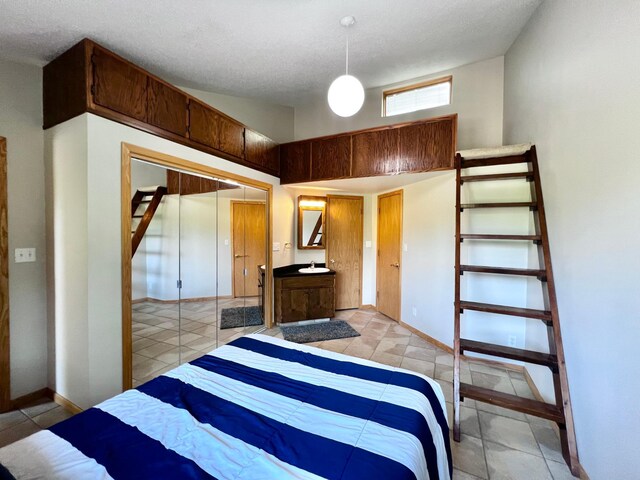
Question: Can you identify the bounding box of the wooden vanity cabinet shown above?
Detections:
[274,275,335,324]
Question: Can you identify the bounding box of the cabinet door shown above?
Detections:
[92,48,147,121]
[218,115,245,159]
[307,287,335,319]
[245,129,279,174]
[188,100,219,149]
[352,128,399,177]
[280,289,309,323]
[398,118,456,172]
[311,136,351,180]
[280,141,311,184]
[147,77,187,136]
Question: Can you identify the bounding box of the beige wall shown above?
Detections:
[294,56,504,150]
[46,113,296,408]
[0,58,48,398]
[503,1,640,477]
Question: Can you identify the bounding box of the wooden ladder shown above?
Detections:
[131,186,167,257]
[453,145,580,476]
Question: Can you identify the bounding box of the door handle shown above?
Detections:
[390,263,399,268]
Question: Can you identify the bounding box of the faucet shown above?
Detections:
[310,261,315,269]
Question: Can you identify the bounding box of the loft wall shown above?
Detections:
[294,56,504,149]
[503,0,640,477]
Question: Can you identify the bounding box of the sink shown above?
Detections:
[298,267,330,274]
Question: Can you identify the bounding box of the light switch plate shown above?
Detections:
[365,241,372,248]
[15,248,36,263]
[403,243,408,252]
[273,242,280,252]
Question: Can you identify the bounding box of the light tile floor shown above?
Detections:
[0,306,575,479]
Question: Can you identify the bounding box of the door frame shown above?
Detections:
[230,200,267,298]
[326,194,364,309]
[376,189,403,320]
[121,143,273,391]
[0,137,10,412]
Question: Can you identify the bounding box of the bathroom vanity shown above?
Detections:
[273,264,336,324]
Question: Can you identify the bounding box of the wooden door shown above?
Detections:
[326,195,363,310]
[232,202,266,297]
[377,190,403,321]
[0,138,10,412]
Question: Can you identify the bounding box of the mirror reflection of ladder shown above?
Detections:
[131,186,167,257]
[307,214,323,247]
[453,145,580,476]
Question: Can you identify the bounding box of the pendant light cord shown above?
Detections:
[345,32,349,75]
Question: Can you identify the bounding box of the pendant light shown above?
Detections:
[327,16,365,117]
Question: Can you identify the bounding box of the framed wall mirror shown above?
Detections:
[297,195,326,250]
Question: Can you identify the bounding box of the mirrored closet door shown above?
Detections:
[129,158,268,387]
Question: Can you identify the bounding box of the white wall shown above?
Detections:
[0,58,48,398]
[183,87,295,144]
[294,56,504,149]
[503,1,640,478]
[46,113,295,408]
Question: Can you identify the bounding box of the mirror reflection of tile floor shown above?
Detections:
[131,297,261,387]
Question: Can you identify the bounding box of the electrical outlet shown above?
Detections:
[15,248,36,263]
[508,335,517,347]
[412,306,417,317]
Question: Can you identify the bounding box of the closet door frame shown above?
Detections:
[121,143,273,391]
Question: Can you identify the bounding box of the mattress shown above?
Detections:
[0,334,451,479]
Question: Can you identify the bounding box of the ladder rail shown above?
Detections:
[453,153,462,442]
[131,186,167,257]
[528,146,579,471]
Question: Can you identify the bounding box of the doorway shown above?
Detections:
[121,144,273,391]
[377,189,403,321]
[0,137,9,412]
[326,195,363,310]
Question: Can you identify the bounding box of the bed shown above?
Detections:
[0,334,452,479]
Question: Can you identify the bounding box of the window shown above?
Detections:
[383,76,452,117]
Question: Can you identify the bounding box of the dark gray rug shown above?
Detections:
[220,306,263,329]
[281,320,360,344]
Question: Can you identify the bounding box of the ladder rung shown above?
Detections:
[460,265,546,279]
[133,215,143,218]
[460,202,537,209]
[460,339,557,370]
[459,301,552,322]
[459,383,564,423]
[460,234,541,242]
[461,172,533,183]
[461,154,529,168]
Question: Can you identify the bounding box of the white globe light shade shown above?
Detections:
[327,74,365,117]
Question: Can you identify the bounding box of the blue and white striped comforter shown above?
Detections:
[0,334,452,479]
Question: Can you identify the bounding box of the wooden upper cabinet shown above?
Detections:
[398,117,456,172]
[188,100,219,149]
[91,47,147,122]
[352,128,399,177]
[311,136,351,180]
[147,78,188,136]
[246,129,279,174]
[217,115,245,159]
[280,141,311,184]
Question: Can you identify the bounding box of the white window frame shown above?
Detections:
[382,75,452,117]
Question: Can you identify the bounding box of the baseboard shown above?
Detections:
[132,295,233,304]
[48,389,83,414]
[9,388,50,410]
[399,321,454,354]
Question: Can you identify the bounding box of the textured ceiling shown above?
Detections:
[0,0,541,106]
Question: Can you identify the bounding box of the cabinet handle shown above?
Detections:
[234,254,249,258]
